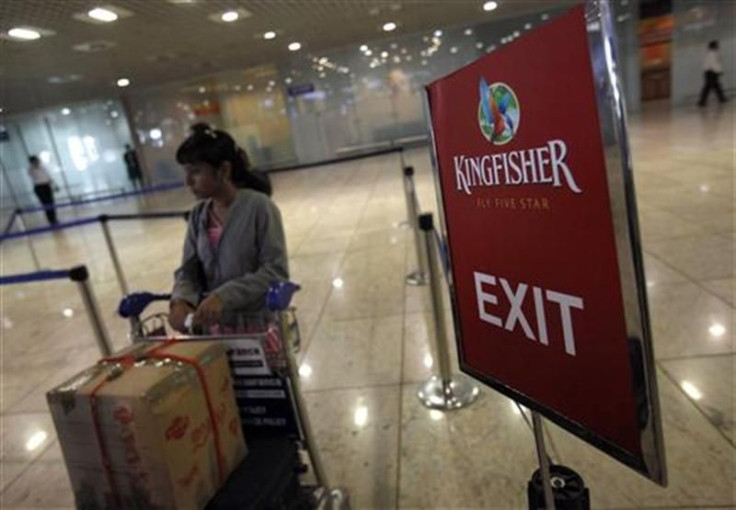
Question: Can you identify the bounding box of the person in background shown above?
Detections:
[27,155,58,225]
[189,122,272,196]
[698,40,728,107]
[169,127,288,332]
[123,143,144,190]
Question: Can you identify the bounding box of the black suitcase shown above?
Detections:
[208,437,314,510]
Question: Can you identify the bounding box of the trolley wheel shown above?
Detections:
[527,464,590,510]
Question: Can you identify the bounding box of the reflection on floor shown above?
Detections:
[1,104,733,508]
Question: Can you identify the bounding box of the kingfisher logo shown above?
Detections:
[478,78,520,145]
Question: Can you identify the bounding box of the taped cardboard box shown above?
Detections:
[47,341,247,510]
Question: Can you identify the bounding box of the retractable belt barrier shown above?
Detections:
[0,265,113,356]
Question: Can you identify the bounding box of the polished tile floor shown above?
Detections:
[0,103,733,508]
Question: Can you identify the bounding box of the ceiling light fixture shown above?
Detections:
[360,44,368,52]
[483,1,499,12]
[288,41,301,51]
[382,22,397,32]
[434,29,443,37]
[263,30,276,40]
[61,108,71,115]
[88,7,118,22]
[8,27,41,40]
[116,77,130,87]
[365,49,373,56]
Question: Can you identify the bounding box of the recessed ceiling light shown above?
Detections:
[116,77,130,87]
[382,22,397,32]
[247,84,254,91]
[525,23,533,30]
[360,44,368,52]
[365,49,373,56]
[8,27,41,40]
[434,29,443,37]
[61,108,71,115]
[483,1,499,12]
[198,86,206,93]
[263,30,276,40]
[381,51,389,58]
[513,30,520,37]
[221,10,239,22]
[450,46,458,54]
[288,41,301,51]
[464,28,473,36]
[88,7,118,22]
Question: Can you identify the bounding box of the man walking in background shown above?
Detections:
[698,40,728,107]
[123,143,144,190]
[27,155,58,225]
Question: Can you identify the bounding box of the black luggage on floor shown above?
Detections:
[207,437,313,510]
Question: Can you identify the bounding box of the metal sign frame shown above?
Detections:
[424,0,667,486]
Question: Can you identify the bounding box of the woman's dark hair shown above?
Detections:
[28,155,40,164]
[708,40,719,50]
[176,127,271,196]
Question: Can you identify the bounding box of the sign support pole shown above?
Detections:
[532,411,556,510]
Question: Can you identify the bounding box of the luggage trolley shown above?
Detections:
[118,282,350,510]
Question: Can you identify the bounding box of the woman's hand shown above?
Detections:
[193,294,223,326]
[169,300,195,332]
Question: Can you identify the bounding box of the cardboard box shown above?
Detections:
[47,341,247,510]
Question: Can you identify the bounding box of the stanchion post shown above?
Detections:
[404,166,428,286]
[416,213,479,410]
[69,265,113,357]
[15,210,41,270]
[99,215,129,295]
[532,411,556,510]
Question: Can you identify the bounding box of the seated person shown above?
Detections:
[169,128,288,332]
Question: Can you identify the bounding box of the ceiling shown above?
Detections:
[0,0,573,114]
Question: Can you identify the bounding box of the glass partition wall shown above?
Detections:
[3,2,641,192]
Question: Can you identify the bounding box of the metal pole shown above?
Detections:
[99,216,129,295]
[70,265,113,356]
[404,166,428,286]
[14,210,41,270]
[42,116,74,202]
[532,411,556,510]
[416,213,478,410]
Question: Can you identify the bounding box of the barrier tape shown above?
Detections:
[0,216,100,241]
[104,211,188,221]
[0,210,188,243]
[20,181,185,214]
[0,268,71,285]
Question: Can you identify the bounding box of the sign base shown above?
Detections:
[527,465,590,510]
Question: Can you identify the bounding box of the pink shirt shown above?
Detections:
[207,206,224,249]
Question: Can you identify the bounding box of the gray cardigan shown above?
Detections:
[171,189,289,312]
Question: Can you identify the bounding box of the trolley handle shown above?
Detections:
[118,281,301,319]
